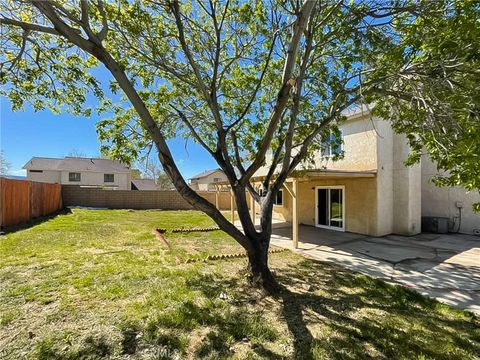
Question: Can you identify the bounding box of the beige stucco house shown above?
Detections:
[189,169,227,191]
[217,107,480,241]
[23,157,131,190]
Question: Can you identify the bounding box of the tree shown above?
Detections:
[137,156,175,190]
[368,1,480,211]
[144,160,175,190]
[1,0,478,290]
[66,148,87,157]
[0,150,11,175]
[130,168,142,180]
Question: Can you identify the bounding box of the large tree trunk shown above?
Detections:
[246,237,278,292]
[238,194,278,293]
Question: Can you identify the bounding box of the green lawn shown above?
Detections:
[0,209,478,359]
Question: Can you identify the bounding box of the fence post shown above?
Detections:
[28,180,32,221]
[0,178,3,228]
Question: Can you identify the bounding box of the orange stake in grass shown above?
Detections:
[154,228,170,248]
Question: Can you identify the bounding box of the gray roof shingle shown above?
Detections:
[188,168,223,180]
[131,179,157,190]
[23,157,130,173]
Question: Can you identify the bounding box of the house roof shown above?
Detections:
[213,168,377,186]
[131,179,157,190]
[341,104,373,119]
[188,168,223,180]
[23,157,130,173]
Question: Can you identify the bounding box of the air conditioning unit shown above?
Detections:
[421,216,449,234]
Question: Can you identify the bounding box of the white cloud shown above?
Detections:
[9,169,26,176]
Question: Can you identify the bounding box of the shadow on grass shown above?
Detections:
[36,335,112,360]
[183,259,479,359]
[29,257,479,359]
[0,208,72,234]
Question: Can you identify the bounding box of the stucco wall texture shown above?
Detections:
[273,178,377,236]
[190,170,227,191]
[271,114,479,237]
[421,156,480,234]
[27,170,131,190]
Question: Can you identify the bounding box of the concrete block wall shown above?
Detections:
[62,186,233,210]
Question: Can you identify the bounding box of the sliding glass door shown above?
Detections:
[315,186,345,231]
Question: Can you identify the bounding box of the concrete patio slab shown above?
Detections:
[340,239,438,263]
[269,224,480,315]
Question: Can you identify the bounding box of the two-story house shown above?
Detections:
[250,107,480,237]
[189,169,227,191]
[23,156,131,190]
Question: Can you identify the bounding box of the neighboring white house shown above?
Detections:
[23,157,131,190]
[247,106,480,236]
[189,169,227,191]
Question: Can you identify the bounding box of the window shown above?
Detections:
[258,186,267,197]
[104,174,114,183]
[69,172,81,182]
[29,170,43,173]
[274,189,283,206]
[321,130,343,157]
[213,177,222,182]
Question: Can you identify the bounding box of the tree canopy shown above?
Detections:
[369,0,480,209]
[2,1,478,192]
[1,0,479,286]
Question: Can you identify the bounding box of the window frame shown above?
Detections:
[68,172,81,182]
[104,173,115,183]
[273,189,284,207]
[321,129,344,158]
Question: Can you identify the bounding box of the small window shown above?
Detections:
[104,174,114,183]
[213,177,222,182]
[321,130,343,157]
[258,186,267,197]
[69,172,81,182]
[321,135,331,157]
[274,189,283,206]
[29,170,43,173]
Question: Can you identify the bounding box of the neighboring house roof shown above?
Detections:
[23,157,130,173]
[131,179,157,190]
[341,104,373,119]
[189,168,224,180]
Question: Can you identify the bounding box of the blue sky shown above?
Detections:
[0,95,217,179]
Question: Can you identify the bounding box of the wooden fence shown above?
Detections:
[0,177,62,228]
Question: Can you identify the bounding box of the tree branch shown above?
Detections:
[231,131,246,174]
[239,0,317,185]
[96,0,109,42]
[170,0,223,130]
[169,105,216,157]
[226,30,278,131]
[0,17,59,35]
[279,3,317,179]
